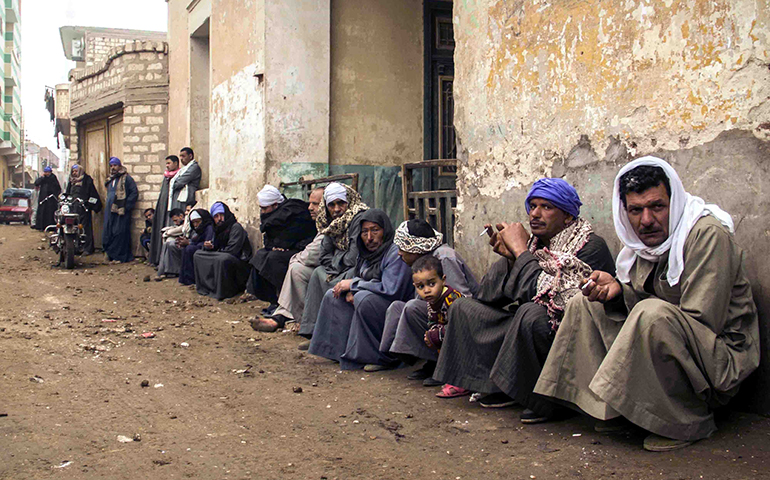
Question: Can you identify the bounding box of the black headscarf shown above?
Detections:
[213,202,238,248]
[354,209,395,280]
[190,209,214,235]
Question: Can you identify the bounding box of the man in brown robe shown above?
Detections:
[534,157,760,452]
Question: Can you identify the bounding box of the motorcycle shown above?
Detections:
[43,194,88,269]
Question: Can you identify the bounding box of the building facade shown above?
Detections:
[59,26,169,254]
[0,0,21,191]
[167,0,456,240]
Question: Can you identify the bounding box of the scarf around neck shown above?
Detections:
[529,216,594,331]
[353,209,395,281]
[169,159,196,206]
[315,184,369,251]
[106,166,128,215]
[612,156,734,286]
[164,168,180,179]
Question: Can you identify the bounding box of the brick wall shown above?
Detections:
[69,41,169,257]
[85,35,138,67]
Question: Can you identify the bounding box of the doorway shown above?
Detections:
[80,110,123,248]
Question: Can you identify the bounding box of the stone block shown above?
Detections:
[132,105,151,114]
[143,155,161,163]
[151,143,167,153]
[137,183,151,192]
[133,145,150,153]
[142,191,161,202]
[147,63,163,71]
[134,126,150,134]
[124,136,141,143]
[145,174,164,184]
[139,52,156,61]
[123,116,141,125]
[151,165,162,174]
[151,126,160,133]
[134,165,152,174]
[122,154,141,163]
[142,135,159,143]
[154,105,163,113]
[146,116,164,125]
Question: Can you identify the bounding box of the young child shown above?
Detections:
[411,255,469,398]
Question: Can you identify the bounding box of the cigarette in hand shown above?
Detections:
[581,278,595,292]
[480,226,491,236]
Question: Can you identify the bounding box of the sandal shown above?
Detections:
[249,317,280,332]
[436,384,471,398]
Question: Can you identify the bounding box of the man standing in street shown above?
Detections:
[64,164,102,255]
[169,147,201,212]
[149,155,181,265]
[102,157,138,263]
[33,166,61,231]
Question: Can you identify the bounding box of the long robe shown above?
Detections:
[534,216,759,441]
[194,223,253,300]
[178,224,215,285]
[271,232,324,322]
[102,173,138,263]
[433,233,615,416]
[64,174,102,255]
[149,175,172,265]
[308,243,415,369]
[169,160,201,211]
[380,244,479,362]
[248,199,317,303]
[33,175,61,231]
[298,212,365,337]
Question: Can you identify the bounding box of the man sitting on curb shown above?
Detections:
[534,157,759,452]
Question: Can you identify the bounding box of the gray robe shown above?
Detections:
[535,216,760,441]
[272,233,324,321]
[169,160,201,211]
[380,244,480,362]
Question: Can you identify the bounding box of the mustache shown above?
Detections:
[638,227,662,235]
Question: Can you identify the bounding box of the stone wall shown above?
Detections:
[85,35,136,67]
[69,40,170,257]
[452,0,770,412]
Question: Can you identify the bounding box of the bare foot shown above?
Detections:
[249,317,279,332]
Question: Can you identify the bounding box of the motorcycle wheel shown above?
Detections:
[64,235,75,269]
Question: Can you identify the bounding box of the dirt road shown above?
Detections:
[0,224,768,479]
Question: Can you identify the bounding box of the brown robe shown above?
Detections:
[535,216,760,441]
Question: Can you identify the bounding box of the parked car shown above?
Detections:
[0,188,34,224]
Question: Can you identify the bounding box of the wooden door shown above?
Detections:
[81,110,123,249]
[85,124,107,247]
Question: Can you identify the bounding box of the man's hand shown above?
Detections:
[486,223,513,259]
[581,270,621,303]
[333,279,353,298]
[176,237,190,247]
[345,292,355,304]
[203,240,214,250]
[496,222,530,258]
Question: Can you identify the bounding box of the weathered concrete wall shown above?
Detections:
[452,0,770,412]
[206,0,265,238]
[167,0,191,157]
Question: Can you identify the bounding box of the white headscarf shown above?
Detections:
[323,182,348,205]
[257,185,285,207]
[613,156,734,286]
[189,210,202,221]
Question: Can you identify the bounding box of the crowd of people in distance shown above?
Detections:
[49,150,759,452]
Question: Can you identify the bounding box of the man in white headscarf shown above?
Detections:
[535,157,760,452]
[246,185,317,313]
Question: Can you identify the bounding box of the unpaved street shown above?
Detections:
[0,224,768,479]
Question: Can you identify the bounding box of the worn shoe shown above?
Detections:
[643,434,694,452]
[363,363,398,373]
[407,361,436,380]
[423,377,443,387]
[594,417,631,433]
[297,340,311,351]
[520,409,551,424]
[478,392,516,408]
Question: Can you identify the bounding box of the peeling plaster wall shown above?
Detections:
[453,0,770,412]
[167,0,191,153]
[207,0,264,237]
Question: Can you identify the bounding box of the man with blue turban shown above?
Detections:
[102,157,138,263]
[433,178,615,421]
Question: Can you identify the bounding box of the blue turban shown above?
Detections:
[43,166,53,173]
[210,202,225,217]
[71,164,80,171]
[525,178,582,218]
[109,157,121,166]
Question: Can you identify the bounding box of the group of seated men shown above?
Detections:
[147,156,760,452]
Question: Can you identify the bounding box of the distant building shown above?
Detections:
[0,0,21,191]
[59,26,169,254]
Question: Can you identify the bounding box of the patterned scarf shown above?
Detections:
[529,216,594,331]
[106,166,128,215]
[393,221,443,254]
[315,184,369,251]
